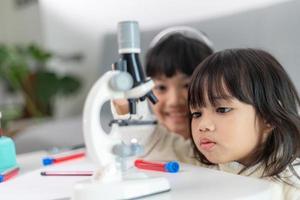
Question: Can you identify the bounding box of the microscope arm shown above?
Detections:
[83,70,154,172]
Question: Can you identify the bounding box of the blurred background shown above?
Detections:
[0,0,299,153]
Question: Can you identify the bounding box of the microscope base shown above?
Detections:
[72,177,170,200]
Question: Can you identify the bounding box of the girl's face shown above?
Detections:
[151,72,190,139]
[190,95,269,165]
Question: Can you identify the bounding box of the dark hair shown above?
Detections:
[145,33,213,78]
[188,48,300,180]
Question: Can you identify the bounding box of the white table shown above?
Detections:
[0,151,275,200]
[16,150,48,175]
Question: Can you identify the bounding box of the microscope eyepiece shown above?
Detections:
[118,21,140,54]
[116,21,158,114]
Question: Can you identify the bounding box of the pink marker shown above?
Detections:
[40,171,93,176]
[42,150,85,166]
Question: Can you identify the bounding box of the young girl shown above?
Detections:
[113,26,213,139]
[188,48,300,199]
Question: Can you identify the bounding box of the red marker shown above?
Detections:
[42,150,85,166]
[52,151,85,164]
[40,171,93,176]
[0,166,19,183]
[134,159,180,173]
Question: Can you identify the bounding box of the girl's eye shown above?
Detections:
[183,83,189,89]
[154,85,167,92]
[190,112,202,118]
[216,107,232,113]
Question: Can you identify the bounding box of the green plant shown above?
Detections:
[0,43,81,119]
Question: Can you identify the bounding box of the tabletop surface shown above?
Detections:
[0,151,275,200]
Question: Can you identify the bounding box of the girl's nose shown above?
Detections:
[167,88,185,106]
[197,114,216,132]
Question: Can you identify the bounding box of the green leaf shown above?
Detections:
[0,43,81,118]
[28,44,52,63]
[58,76,81,95]
[0,45,30,91]
[35,72,60,104]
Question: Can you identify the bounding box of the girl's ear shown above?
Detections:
[261,121,274,142]
[263,122,274,134]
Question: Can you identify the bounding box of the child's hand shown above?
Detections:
[112,99,129,115]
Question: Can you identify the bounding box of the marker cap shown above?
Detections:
[42,157,54,166]
[164,161,180,173]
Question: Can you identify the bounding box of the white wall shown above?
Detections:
[0,1,9,42]
[0,0,42,44]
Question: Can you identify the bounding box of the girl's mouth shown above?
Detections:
[200,139,216,150]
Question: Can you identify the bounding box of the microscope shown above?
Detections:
[72,21,170,200]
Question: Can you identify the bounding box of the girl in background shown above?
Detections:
[113,26,213,140]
